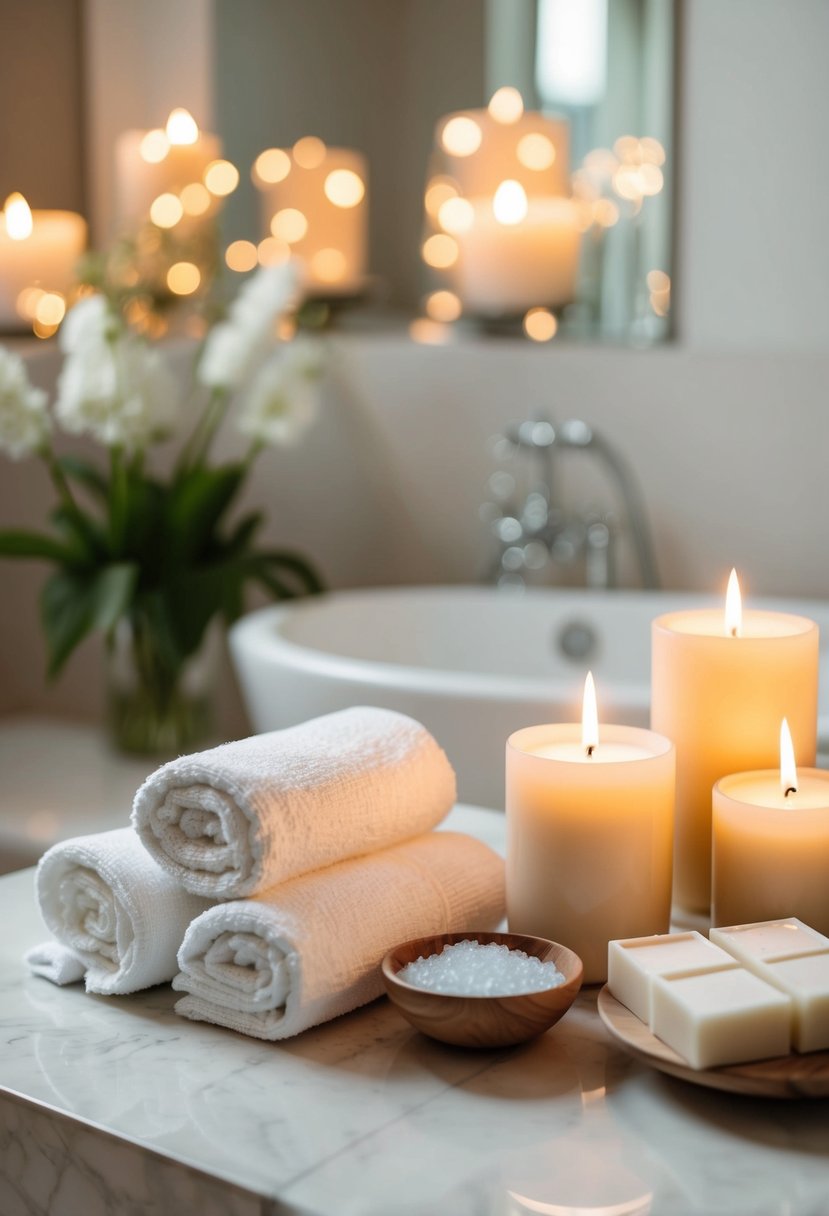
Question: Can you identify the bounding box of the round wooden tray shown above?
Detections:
[597,986,829,1099]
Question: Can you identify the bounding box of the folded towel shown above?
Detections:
[173,830,505,1040]
[31,828,211,995]
[132,706,457,900]
[25,940,86,986]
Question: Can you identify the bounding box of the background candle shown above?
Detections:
[652,606,818,916]
[253,140,368,296]
[506,723,675,984]
[712,769,829,933]
[450,196,581,315]
[0,195,86,331]
[114,109,222,232]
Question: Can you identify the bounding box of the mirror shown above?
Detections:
[215,0,676,342]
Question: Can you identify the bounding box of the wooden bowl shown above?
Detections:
[381,931,583,1048]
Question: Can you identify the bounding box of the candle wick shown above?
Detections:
[730,626,738,638]
[586,745,595,758]
[784,786,797,798]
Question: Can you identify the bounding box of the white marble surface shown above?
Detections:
[1,800,829,1214]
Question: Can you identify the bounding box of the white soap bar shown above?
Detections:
[711,918,829,963]
[608,932,736,1026]
[711,919,829,1053]
[651,967,791,1070]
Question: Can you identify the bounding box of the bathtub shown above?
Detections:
[229,586,829,809]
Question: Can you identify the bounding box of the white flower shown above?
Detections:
[237,338,322,448]
[198,261,302,391]
[58,293,115,355]
[55,331,178,451]
[0,347,50,459]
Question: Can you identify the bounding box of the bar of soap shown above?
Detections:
[711,919,829,1052]
[608,932,737,1026]
[711,918,829,963]
[651,967,791,1070]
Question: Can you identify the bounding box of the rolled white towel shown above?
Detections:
[31,828,211,995]
[173,831,505,1040]
[132,706,457,900]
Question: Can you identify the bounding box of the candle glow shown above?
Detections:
[725,568,742,638]
[4,193,33,240]
[581,672,598,755]
[780,718,798,796]
[166,108,199,146]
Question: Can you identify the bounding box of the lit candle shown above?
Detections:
[448,192,582,315]
[712,720,829,934]
[506,673,675,983]
[253,138,368,295]
[114,108,224,233]
[0,194,86,331]
[652,570,819,916]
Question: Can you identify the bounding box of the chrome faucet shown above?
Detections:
[483,416,659,590]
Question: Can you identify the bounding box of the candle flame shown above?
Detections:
[725,568,742,637]
[4,193,33,240]
[780,717,798,796]
[582,671,599,755]
[492,180,528,226]
[166,108,199,145]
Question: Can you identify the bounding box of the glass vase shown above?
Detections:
[106,616,217,757]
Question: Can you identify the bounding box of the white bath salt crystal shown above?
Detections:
[398,939,566,996]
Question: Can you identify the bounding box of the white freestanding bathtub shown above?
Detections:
[229,586,829,809]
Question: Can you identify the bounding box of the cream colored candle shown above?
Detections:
[712,724,829,934]
[114,109,222,232]
[507,676,675,984]
[652,573,818,915]
[0,194,86,330]
[435,91,570,200]
[253,139,367,296]
[449,194,581,314]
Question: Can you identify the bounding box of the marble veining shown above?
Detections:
[2,805,829,1215]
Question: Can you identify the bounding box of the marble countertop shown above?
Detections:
[1,805,828,1215]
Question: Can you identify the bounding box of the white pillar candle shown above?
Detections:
[448,194,581,314]
[253,139,367,296]
[0,194,86,331]
[506,674,675,984]
[651,571,819,916]
[712,722,829,934]
[114,109,222,232]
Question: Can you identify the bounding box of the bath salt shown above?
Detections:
[398,939,566,996]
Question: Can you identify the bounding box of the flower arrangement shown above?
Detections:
[0,262,323,753]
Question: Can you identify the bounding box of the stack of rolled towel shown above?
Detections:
[26,707,505,1040]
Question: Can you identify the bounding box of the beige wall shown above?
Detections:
[0,0,86,211]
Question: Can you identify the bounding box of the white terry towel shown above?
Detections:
[173,831,505,1040]
[132,706,457,900]
[29,828,211,996]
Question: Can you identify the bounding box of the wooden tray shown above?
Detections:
[597,986,829,1099]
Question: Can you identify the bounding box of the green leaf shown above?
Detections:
[57,456,109,503]
[50,505,108,566]
[41,562,138,677]
[164,464,246,567]
[0,529,77,563]
[254,550,325,596]
[221,511,264,559]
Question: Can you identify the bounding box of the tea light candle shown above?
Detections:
[253,138,367,295]
[0,194,86,331]
[507,674,675,984]
[114,108,222,231]
[652,571,819,915]
[712,720,829,934]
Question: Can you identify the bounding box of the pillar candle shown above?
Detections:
[712,736,829,934]
[652,579,818,916]
[450,195,581,314]
[507,681,675,984]
[114,109,222,232]
[254,140,367,296]
[0,195,86,330]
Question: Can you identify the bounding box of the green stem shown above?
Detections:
[177,387,228,473]
[42,448,81,516]
[109,445,128,556]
